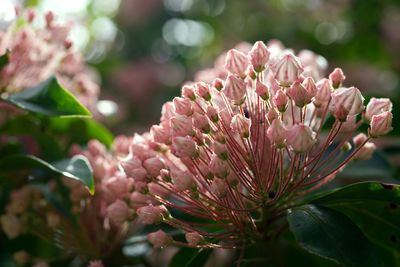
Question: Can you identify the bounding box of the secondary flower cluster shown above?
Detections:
[0,136,150,265]
[0,8,99,112]
[121,40,393,249]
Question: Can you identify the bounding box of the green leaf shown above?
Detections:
[287,204,383,267]
[312,182,400,263]
[48,117,114,148]
[0,154,94,194]
[6,77,91,117]
[169,247,212,267]
[0,51,9,70]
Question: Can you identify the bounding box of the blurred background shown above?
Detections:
[6,0,400,134]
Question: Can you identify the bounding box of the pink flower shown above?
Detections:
[249,41,270,72]
[230,114,251,138]
[302,77,317,97]
[181,85,196,100]
[137,204,168,224]
[314,78,332,107]
[272,90,288,112]
[193,112,211,133]
[272,53,303,86]
[195,82,211,101]
[267,119,287,147]
[329,68,346,88]
[223,74,247,105]
[171,170,195,191]
[185,232,205,246]
[209,155,230,178]
[369,111,393,137]
[354,142,376,160]
[255,80,269,100]
[224,49,250,78]
[173,97,193,116]
[286,124,316,152]
[212,78,224,91]
[0,214,22,239]
[331,87,364,116]
[210,178,227,197]
[106,200,130,227]
[286,81,312,107]
[170,115,194,137]
[143,157,165,177]
[172,136,198,158]
[87,260,104,267]
[365,97,392,121]
[151,124,171,144]
[147,230,172,248]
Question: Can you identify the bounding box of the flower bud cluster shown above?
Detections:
[120,40,393,249]
[0,9,99,112]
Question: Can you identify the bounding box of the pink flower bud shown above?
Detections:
[193,112,210,133]
[213,142,228,160]
[272,53,303,87]
[88,140,106,157]
[332,104,349,122]
[223,74,247,105]
[224,49,250,78]
[329,68,346,88]
[230,114,251,138]
[369,111,393,137]
[171,170,195,191]
[302,77,317,97]
[173,97,193,116]
[210,155,230,178]
[314,78,332,107]
[185,232,205,246]
[170,115,194,137]
[255,80,269,100]
[45,11,54,28]
[182,85,196,100]
[120,154,142,176]
[207,106,219,123]
[273,90,288,112]
[286,124,316,152]
[105,174,129,196]
[137,204,168,224]
[87,260,104,267]
[13,251,30,265]
[143,157,164,177]
[212,78,224,91]
[249,41,270,72]
[147,230,172,248]
[365,97,392,121]
[195,82,211,101]
[151,124,171,144]
[267,119,287,147]
[247,66,257,80]
[354,142,376,161]
[286,81,312,107]
[106,200,130,227]
[161,102,174,123]
[353,133,368,147]
[210,178,227,197]
[0,214,22,239]
[331,87,364,116]
[266,109,278,123]
[172,136,198,158]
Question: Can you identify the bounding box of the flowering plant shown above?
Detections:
[0,6,398,267]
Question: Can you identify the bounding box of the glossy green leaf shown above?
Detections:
[287,204,383,267]
[6,77,91,117]
[169,247,212,267]
[0,51,9,70]
[0,154,94,194]
[48,117,114,148]
[312,182,400,262]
